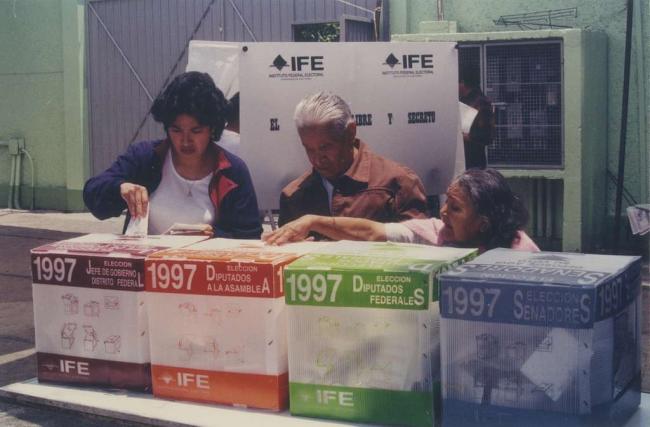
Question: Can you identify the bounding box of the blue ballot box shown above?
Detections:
[439,249,642,427]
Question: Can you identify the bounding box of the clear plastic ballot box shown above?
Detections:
[145,239,326,410]
[284,241,477,427]
[31,234,207,391]
[439,249,642,427]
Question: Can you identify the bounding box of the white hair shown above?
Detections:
[293,91,354,138]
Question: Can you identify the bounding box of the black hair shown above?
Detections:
[151,71,227,141]
[225,92,239,126]
[459,67,480,89]
[455,168,529,250]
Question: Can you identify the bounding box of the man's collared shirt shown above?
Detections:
[278,140,428,227]
[319,174,335,212]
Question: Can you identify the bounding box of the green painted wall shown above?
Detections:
[1,0,647,222]
[391,0,650,229]
[0,0,85,211]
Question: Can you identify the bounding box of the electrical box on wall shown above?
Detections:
[392,29,608,252]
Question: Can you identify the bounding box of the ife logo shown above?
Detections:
[269,54,325,80]
[382,53,434,77]
[383,53,433,69]
[270,54,324,72]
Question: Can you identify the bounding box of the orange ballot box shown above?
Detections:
[31,234,207,391]
[145,239,323,410]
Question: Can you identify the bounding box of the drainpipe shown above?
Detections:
[0,140,14,208]
[1,137,31,210]
[21,147,35,210]
[613,0,634,251]
[437,0,444,21]
[7,147,17,208]
[13,148,22,209]
[633,0,647,202]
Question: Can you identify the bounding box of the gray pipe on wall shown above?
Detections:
[0,138,32,210]
[8,151,16,208]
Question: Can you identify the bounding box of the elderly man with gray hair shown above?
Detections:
[278,91,428,229]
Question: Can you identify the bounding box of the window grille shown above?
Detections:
[459,41,563,168]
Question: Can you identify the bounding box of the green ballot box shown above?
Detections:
[284,241,476,427]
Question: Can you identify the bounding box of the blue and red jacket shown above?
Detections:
[83,139,262,239]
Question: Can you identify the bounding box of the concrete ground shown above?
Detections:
[0,210,138,426]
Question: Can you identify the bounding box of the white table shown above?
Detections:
[1,379,648,426]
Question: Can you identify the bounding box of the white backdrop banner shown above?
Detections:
[190,41,459,209]
[186,41,241,100]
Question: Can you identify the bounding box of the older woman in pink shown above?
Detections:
[263,168,539,253]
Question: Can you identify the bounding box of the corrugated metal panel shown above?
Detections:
[88,0,221,175]
[87,0,380,175]
[341,15,374,41]
[293,0,376,23]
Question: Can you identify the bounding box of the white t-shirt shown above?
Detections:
[147,153,215,235]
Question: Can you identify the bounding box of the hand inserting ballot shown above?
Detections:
[120,182,149,219]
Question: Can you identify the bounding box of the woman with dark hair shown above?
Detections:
[263,168,538,252]
[83,72,262,238]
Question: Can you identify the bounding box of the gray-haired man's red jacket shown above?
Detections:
[279,140,428,227]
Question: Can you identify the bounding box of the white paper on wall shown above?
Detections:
[459,102,479,134]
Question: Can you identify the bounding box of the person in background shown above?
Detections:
[218,92,240,155]
[279,91,428,230]
[265,168,539,253]
[83,72,262,238]
[459,69,494,169]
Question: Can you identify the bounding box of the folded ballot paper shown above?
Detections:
[439,249,642,427]
[285,241,477,427]
[124,209,149,237]
[145,239,326,410]
[30,234,207,390]
[124,203,211,237]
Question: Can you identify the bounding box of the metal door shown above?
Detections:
[340,15,374,41]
